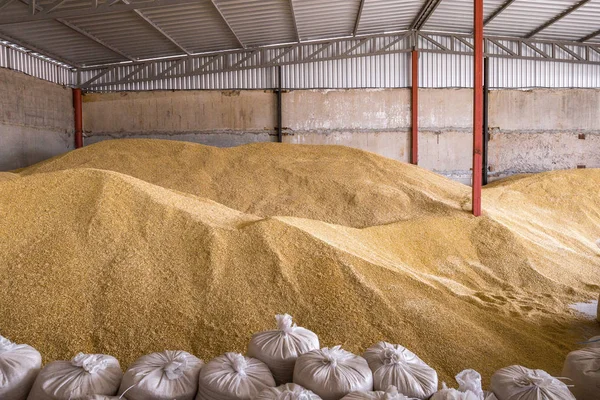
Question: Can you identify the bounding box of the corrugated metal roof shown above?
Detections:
[0,0,599,68]
[212,0,297,47]
[64,12,184,60]
[293,0,362,40]
[140,3,240,53]
[423,0,506,33]
[0,20,126,66]
[357,0,426,34]
[485,0,579,37]
[535,0,600,42]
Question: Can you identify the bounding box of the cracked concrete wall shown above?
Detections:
[0,68,74,170]
[79,87,600,184]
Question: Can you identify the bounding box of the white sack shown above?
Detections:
[561,346,600,400]
[255,383,322,400]
[455,370,484,400]
[27,353,122,400]
[196,352,275,400]
[248,314,319,384]
[489,365,575,400]
[119,350,203,400]
[341,385,415,400]
[362,342,437,399]
[80,397,122,400]
[430,383,480,400]
[0,335,42,400]
[293,345,373,400]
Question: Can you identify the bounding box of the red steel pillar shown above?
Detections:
[73,88,83,149]
[411,49,419,165]
[472,0,484,216]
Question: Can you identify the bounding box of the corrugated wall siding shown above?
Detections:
[2,36,599,90]
[0,42,73,86]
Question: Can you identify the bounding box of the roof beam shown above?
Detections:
[56,18,136,61]
[579,28,600,42]
[132,10,190,54]
[0,0,203,25]
[209,0,245,49]
[525,0,592,38]
[288,0,300,42]
[410,0,443,31]
[484,0,516,26]
[353,0,365,36]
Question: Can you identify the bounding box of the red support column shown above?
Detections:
[472,0,484,216]
[73,88,83,149]
[411,49,419,165]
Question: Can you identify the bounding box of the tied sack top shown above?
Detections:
[119,350,203,400]
[248,314,320,385]
[27,353,122,400]
[363,342,438,399]
[293,346,373,400]
[490,366,575,400]
[196,352,276,400]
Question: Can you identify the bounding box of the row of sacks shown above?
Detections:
[1,314,596,400]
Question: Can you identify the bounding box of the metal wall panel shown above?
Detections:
[2,35,599,90]
[0,41,74,86]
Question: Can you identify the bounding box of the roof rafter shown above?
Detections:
[484,0,516,26]
[288,0,300,42]
[0,0,203,25]
[209,0,245,49]
[525,0,592,38]
[56,18,136,61]
[410,0,443,31]
[579,28,600,42]
[353,0,365,36]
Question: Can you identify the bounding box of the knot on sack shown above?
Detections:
[276,314,296,334]
[0,336,16,354]
[163,356,189,380]
[321,346,344,369]
[380,347,406,366]
[71,353,108,374]
[513,371,554,388]
[229,353,248,377]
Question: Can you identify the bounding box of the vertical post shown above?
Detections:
[483,56,489,185]
[277,65,283,143]
[411,49,419,165]
[472,0,484,216]
[73,88,83,149]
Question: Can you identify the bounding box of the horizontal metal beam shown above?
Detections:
[0,0,204,25]
[78,31,600,90]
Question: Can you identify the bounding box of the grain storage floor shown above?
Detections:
[0,139,598,385]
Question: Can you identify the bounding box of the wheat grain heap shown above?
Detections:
[1,139,599,384]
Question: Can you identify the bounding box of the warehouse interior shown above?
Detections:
[0,1,599,399]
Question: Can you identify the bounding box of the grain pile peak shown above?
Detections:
[1,139,599,385]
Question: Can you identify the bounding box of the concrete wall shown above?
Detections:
[0,68,74,170]
[83,90,277,146]
[77,87,600,184]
